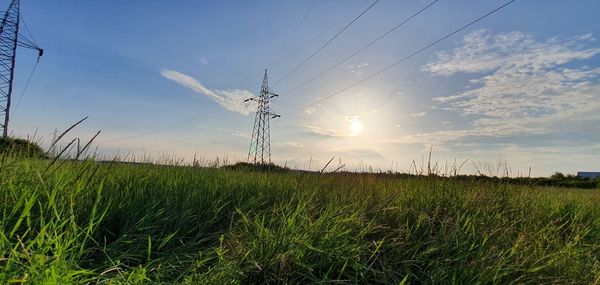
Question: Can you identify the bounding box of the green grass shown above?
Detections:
[1,154,599,284]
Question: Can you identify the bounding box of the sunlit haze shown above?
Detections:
[10,0,600,176]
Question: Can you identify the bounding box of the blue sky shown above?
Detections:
[9,0,600,176]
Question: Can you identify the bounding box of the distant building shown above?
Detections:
[577,172,600,179]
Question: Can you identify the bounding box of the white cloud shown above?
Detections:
[304,125,352,138]
[221,128,249,138]
[381,124,545,145]
[410,111,427,117]
[276,141,304,148]
[425,30,600,76]
[344,62,369,75]
[304,107,317,115]
[419,30,600,142]
[332,147,386,160]
[161,69,256,115]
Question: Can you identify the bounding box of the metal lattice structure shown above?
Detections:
[0,0,43,137]
[246,69,280,164]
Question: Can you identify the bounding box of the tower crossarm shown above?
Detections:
[17,33,43,58]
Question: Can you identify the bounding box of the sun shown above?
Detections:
[349,117,363,136]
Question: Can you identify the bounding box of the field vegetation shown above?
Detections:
[0,139,599,284]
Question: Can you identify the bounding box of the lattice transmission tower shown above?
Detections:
[246,69,280,164]
[0,0,44,137]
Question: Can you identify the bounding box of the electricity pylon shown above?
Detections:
[246,69,280,164]
[0,0,44,138]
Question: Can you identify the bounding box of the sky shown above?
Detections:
[8,0,600,176]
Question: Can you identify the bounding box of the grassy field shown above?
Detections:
[1,154,599,284]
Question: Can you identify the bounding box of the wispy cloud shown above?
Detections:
[161,69,256,115]
[344,62,369,75]
[304,125,351,138]
[332,146,386,160]
[425,30,600,76]
[304,107,317,115]
[381,124,545,145]
[418,30,600,143]
[276,141,304,148]
[410,111,427,117]
[220,128,249,138]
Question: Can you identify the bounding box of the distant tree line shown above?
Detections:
[336,171,600,190]
[438,172,598,189]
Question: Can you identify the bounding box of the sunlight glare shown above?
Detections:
[350,118,363,136]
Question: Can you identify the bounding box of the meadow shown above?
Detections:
[1,151,599,284]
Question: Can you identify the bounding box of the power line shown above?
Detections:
[20,11,37,45]
[105,122,251,154]
[11,59,38,116]
[103,2,363,147]
[225,1,319,88]
[103,0,517,152]
[217,0,361,90]
[101,109,226,144]
[272,0,381,87]
[267,0,318,68]
[142,128,226,149]
[282,0,440,96]
[271,1,370,70]
[287,0,517,115]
